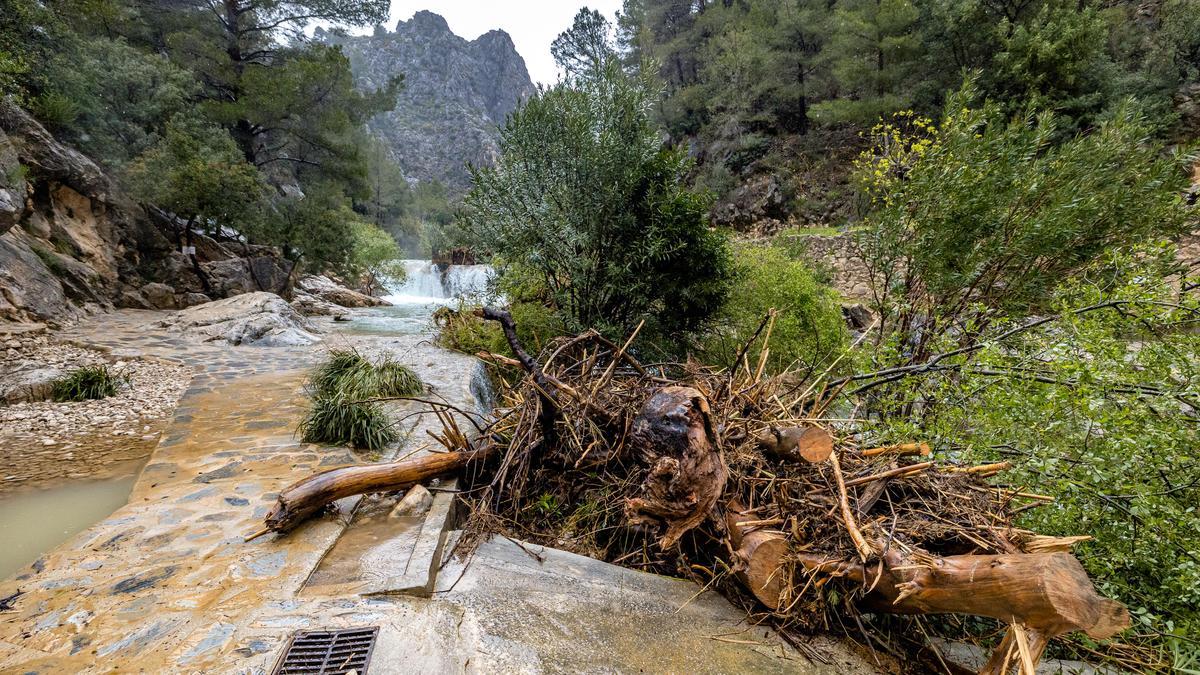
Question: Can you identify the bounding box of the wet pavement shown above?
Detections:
[0,310,481,672]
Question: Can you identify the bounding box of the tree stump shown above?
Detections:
[625,386,727,548]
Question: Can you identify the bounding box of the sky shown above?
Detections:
[382,1,624,85]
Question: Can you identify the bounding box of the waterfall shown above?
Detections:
[382,259,495,305]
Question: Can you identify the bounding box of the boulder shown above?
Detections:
[156,292,320,346]
[140,282,177,310]
[203,256,293,298]
[0,365,64,404]
[177,292,212,308]
[296,274,389,308]
[290,290,344,317]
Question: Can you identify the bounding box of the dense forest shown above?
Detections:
[616,0,1200,226]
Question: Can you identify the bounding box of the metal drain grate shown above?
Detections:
[272,626,379,675]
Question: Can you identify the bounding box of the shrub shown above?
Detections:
[860,248,1200,660]
[298,394,397,451]
[699,245,847,375]
[434,301,565,362]
[854,91,1191,366]
[51,365,121,402]
[299,349,421,450]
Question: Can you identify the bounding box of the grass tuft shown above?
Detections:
[308,348,422,401]
[51,365,122,402]
[298,394,397,451]
[297,349,422,450]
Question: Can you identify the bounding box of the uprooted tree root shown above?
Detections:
[257,307,1131,674]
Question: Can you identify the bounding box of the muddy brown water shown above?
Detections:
[0,468,141,579]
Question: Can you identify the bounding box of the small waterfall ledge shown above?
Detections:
[384,260,495,305]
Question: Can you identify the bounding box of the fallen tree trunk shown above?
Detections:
[726,500,788,609]
[253,447,492,538]
[798,551,1128,673]
[724,508,1127,672]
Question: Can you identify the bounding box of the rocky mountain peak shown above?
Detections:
[404,10,451,34]
[331,11,535,192]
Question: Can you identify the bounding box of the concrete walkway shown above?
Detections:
[0,310,882,673]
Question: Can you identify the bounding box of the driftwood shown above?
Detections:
[249,307,1132,673]
[625,386,728,548]
[725,514,1128,673]
[250,447,491,539]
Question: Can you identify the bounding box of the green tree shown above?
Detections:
[460,60,733,339]
[551,8,615,80]
[125,114,266,292]
[812,0,922,124]
[162,0,393,166]
[38,37,194,166]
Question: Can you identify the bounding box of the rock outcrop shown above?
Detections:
[0,101,295,323]
[296,274,389,308]
[323,11,535,192]
[156,292,320,346]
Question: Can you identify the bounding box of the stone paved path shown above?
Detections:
[0,311,480,672]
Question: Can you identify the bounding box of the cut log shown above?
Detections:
[756,426,834,463]
[625,386,727,548]
[726,500,788,609]
[258,447,491,537]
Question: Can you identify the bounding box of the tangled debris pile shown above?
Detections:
[257,308,1129,673]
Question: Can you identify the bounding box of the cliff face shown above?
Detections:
[325,11,535,192]
[0,102,291,323]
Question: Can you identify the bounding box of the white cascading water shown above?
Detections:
[382,259,495,305]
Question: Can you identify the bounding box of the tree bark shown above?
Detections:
[625,386,727,549]
[258,447,492,537]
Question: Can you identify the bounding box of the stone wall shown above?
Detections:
[784,232,874,300]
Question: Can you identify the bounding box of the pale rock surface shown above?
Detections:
[321,11,534,192]
[296,274,389,308]
[156,292,320,346]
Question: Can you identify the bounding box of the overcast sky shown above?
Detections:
[383,2,624,85]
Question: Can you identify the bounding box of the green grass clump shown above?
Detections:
[298,394,397,451]
[51,365,122,402]
[374,357,423,397]
[308,349,422,401]
[298,349,422,451]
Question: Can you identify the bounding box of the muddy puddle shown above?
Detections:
[0,463,141,579]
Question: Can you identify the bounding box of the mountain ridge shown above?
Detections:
[322,11,536,193]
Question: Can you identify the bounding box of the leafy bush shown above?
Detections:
[435,301,565,362]
[700,245,847,374]
[854,91,1191,366]
[861,249,1200,660]
[298,394,397,451]
[51,365,122,402]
